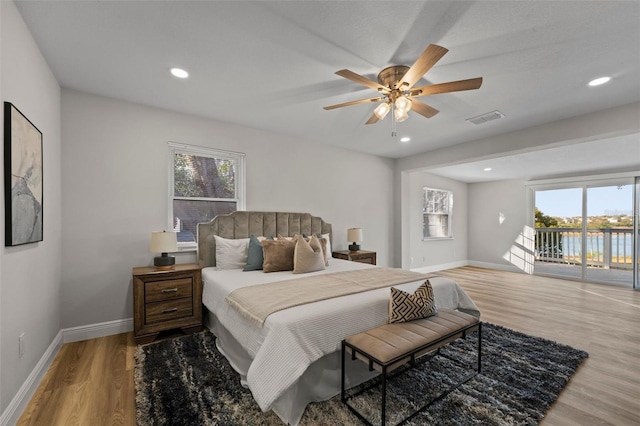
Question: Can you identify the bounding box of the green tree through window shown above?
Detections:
[169,143,245,248]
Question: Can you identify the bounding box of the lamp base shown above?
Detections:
[154,253,175,270]
[348,243,361,252]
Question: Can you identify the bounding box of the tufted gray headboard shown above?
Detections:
[197,211,332,268]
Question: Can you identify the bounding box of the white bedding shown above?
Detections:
[202,259,479,425]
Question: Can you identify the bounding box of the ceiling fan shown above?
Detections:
[323,44,482,126]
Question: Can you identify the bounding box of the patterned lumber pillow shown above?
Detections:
[388,280,437,323]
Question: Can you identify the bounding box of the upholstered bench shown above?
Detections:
[341,309,481,426]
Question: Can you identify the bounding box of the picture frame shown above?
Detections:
[4,102,43,246]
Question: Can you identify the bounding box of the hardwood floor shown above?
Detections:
[17,266,640,425]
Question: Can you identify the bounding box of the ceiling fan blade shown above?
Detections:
[398,44,448,89]
[365,113,380,125]
[410,77,483,97]
[335,69,389,93]
[410,99,439,119]
[323,96,383,110]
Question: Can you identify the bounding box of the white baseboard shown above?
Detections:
[62,317,133,344]
[0,318,134,425]
[410,260,469,274]
[467,260,525,273]
[0,330,63,426]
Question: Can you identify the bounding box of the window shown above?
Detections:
[169,142,245,249]
[423,187,453,239]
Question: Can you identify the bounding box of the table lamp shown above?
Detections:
[347,228,363,251]
[150,231,178,269]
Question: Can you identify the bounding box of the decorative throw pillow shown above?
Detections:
[318,237,329,266]
[316,233,331,264]
[214,235,250,269]
[388,280,437,324]
[243,235,264,271]
[293,235,326,274]
[262,238,296,272]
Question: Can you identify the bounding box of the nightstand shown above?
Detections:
[332,250,377,265]
[133,263,203,344]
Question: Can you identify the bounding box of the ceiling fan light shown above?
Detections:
[395,96,412,112]
[374,102,391,119]
[394,107,409,122]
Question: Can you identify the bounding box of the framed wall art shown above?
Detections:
[4,102,43,246]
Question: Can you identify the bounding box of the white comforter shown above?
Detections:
[202,260,479,424]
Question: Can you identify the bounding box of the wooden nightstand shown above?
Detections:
[332,250,377,265]
[133,263,203,344]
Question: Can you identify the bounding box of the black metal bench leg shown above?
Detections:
[381,366,387,426]
[477,322,482,374]
[341,340,346,403]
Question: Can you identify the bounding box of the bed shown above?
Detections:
[197,211,480,425]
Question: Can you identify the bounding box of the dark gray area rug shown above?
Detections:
[135,323,587,425]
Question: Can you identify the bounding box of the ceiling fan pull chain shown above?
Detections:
[391,104,397,137]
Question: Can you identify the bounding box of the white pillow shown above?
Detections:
[214,235,250,269]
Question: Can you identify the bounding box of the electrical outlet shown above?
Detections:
[19,333,25,359]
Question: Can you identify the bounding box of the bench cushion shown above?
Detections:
[345,309,479,365]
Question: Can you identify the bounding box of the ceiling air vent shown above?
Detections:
[466,110,505,125]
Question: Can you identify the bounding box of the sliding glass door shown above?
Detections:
[534,177,638,288]
[584,183,634,285]
[534,188,583,280]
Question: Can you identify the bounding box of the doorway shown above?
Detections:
[533,178,638,288]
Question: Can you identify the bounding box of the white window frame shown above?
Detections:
[423,187,453,240]
[168,142,246,251]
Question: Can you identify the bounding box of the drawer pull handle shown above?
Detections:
[161,288,178,293]
[162,308,178,314]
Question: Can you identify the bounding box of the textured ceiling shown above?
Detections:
[14,0,640,178]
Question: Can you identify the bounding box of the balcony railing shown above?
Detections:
[535,227,635,270]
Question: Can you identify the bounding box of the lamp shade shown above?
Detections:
[347,228,363,243]
[149,231,178,254]
[374,102,391,120]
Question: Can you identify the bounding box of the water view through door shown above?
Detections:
[534,181,637,287]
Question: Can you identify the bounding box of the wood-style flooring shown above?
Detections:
[17,266,640,425]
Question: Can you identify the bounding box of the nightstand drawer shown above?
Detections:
[352,257,374,264]
[145,298,193,324]
[145,278,193,303]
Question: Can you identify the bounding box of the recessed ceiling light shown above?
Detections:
[400,137,411,143]
[483,167,492,172]
[588,76,610,87]
[170,67,189,79]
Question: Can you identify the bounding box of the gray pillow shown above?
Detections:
[243,235,264,271]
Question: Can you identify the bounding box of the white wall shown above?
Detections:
[394,102,640,271]
[61,89,395,329]
[0,0,62,414]
[401,170,468,271]
[468,180,533,272]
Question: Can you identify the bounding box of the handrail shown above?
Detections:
[535,228,634,270]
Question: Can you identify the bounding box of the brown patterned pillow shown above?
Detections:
[293,235,326,274]
[262,239,296,272]
[388,280,437,323]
